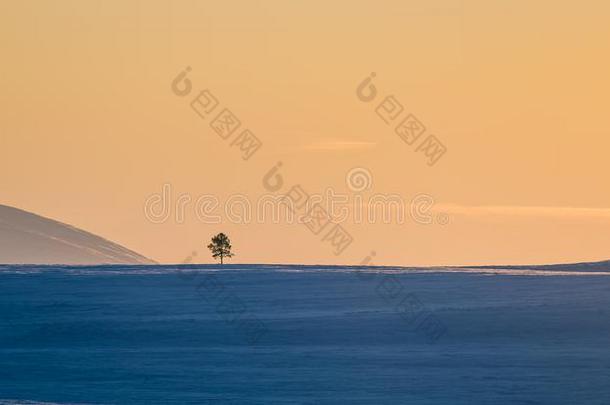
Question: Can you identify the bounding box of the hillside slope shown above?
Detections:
[0,204,154,265]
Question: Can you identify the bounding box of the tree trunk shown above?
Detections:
[220,254,223,265]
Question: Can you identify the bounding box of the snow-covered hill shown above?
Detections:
[0,204,154,265]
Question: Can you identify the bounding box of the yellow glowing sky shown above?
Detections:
[1,0,609,266]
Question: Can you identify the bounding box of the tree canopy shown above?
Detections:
[207,233,234,264]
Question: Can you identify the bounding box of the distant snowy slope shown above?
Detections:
[0,204,155,265]
[461,259,610,273]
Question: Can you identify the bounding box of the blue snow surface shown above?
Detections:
[1,263,610,404]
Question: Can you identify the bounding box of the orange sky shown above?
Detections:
[1,0,609,266]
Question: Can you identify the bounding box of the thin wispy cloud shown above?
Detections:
[436,204,610,220]
[301,140,377,151]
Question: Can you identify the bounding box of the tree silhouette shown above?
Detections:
[207,233,234,264]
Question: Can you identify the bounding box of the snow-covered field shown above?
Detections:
[1,264,609,404]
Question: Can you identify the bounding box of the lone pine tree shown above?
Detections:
[207,233,234,264]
